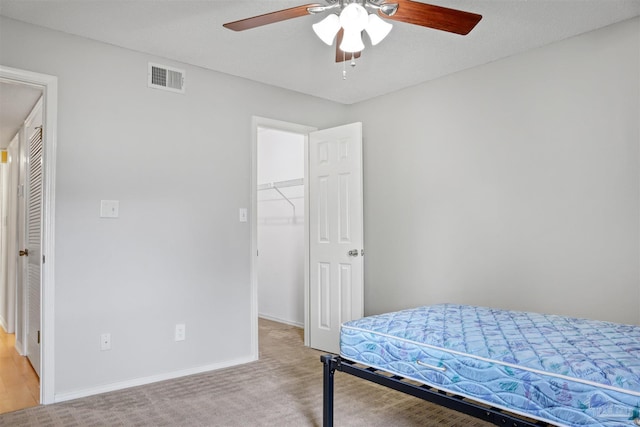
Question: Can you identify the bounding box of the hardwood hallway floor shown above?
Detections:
[0,328,39,414]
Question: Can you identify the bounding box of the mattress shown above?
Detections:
[340,304,640,426]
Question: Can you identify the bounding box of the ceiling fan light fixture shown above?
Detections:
[365,14,392,45]
[340,30,365,53]
[312,13,341,45]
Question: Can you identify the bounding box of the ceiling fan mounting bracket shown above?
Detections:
[308,0,398,16]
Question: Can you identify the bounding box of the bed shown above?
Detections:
[321,304,640,426]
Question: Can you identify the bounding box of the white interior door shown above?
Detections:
[308,122,363,354]
[25,124,43,377]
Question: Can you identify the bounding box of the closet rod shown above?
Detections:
[257,178,303,191]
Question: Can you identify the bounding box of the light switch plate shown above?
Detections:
[100,200,119,218]
[239,208,248,223]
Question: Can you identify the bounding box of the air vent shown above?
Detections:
[148,63,185,93]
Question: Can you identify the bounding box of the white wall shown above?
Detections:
[257,128,305,326]
[5,133,21,340]
[0,144,10,331]
[350,17,640,325]
[0,17,348,398]
[0,126,27,338]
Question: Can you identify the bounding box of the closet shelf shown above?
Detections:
[257,178,303,191]
[257,178,303,213]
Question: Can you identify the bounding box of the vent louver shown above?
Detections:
[148,63,185,93]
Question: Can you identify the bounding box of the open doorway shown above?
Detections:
[250,118,365,356]
[250,117,316,358]
[0,79,42,413]
[256,127,306,327]
[0,65,57,406]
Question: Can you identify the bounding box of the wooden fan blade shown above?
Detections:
[380,0,482,35]
[223,3,322,31]
[335,28,362,63]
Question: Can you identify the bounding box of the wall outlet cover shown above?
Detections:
[175,323,186,341]
[100,333,111,351]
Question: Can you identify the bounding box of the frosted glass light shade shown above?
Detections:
[313,3,390,53]
[340,31,365,53]
[339,3,368,33]
[365,14,392,45]
[338,3,367,53]
[312,14,341,45]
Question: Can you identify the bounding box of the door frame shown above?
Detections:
[0,65,57,405]
[250,117,316,358]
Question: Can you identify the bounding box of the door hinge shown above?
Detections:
[42,254,45,264]
[37,330,40,344]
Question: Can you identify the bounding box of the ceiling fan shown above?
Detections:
[223,0,482,63]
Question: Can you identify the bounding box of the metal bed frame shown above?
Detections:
[321,354,551,427]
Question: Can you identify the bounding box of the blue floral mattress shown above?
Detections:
[340,304,640,426]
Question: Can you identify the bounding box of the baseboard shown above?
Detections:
[54,355,256,403]
[14,339,25,356]
[258,313,303,328]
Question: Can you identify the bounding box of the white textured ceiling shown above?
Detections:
[0,0,639,105]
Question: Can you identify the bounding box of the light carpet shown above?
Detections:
[1,319,493,426]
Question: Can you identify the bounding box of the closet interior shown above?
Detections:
[257,127,305,327]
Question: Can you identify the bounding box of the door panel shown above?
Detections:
[25,125,43,377]
[309,122,363,353]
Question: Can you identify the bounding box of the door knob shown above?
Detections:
[19,249,29,257]
[348,249,359,257]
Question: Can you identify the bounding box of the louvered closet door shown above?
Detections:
[26,126,43,377]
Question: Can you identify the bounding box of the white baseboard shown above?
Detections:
[258,313,303,328]
[54,355,256,403]
[14,339,25,356]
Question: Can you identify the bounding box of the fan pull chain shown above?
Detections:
[343,50,347,80]
[342,51,358,80]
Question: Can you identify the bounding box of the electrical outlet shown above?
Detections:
[175,323,186,341]
[100,200,119,218]
[101,333,111,351]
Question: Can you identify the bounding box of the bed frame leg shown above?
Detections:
[321,355,338,427]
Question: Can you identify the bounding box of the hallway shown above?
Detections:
[0,327,38,414]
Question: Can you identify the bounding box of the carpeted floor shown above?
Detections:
[0,319,494,426]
